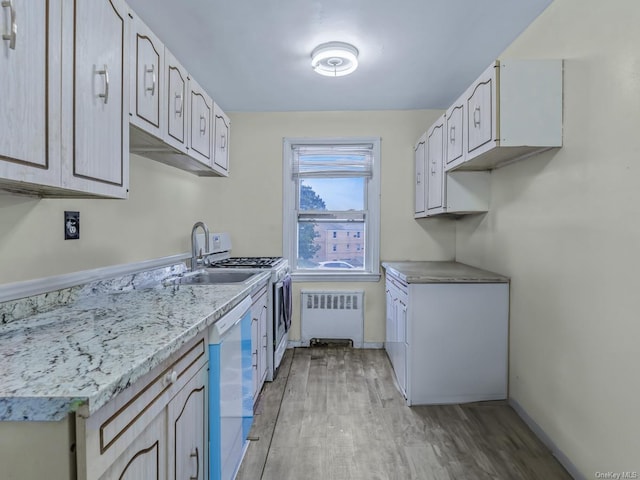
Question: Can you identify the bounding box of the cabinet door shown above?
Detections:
[164,48,188,153]
[385,285,394,355]
[167,366,207,480]
[130,12,163,137]
[61,0,129,198]
[258,303,268,386]
[427,116,444,212]
[188,77,212,167]
[212,103,230,176]
[99,412,166,480]
[396,300,408,396]
[467,63,497,157]
[414,134,426,217]
[251,313,260,400]
[445,101,464,169]
[0,0,61,188]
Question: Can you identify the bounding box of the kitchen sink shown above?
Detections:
[172,270,258,285]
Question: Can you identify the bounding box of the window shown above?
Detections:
[283,137,381,281]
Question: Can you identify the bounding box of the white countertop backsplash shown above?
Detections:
[0,264,269,422]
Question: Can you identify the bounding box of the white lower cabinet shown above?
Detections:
[76,334,207,480]
[384,271,509,406]
[250,282,269,403]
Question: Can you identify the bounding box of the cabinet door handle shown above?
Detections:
[145,64,156,96]
[416,172,421,185]
[221,133,226,150]
[199,115,206,134]
[252,350,258,368]
[175,92,183,116]
[473,106,481,127]
[1,0,16,50]
[189,447,199,480]
[96,65,110,104]
[449,125,455,143]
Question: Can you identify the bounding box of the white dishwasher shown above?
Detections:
[209,296,253,480]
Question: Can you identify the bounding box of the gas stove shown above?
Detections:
[208,256,284,269]
[196,233,291,381]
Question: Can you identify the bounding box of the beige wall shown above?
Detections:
[456,0,640,476]
[0,110,454,343]
[194,110,457,343]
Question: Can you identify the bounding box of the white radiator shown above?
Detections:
[300,290,364,348]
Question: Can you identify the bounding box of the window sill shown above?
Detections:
[291,272,381,283]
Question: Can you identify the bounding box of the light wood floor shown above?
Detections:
[237,347,572,480]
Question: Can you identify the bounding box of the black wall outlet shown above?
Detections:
[64,211,80,240]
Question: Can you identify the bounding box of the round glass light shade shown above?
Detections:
[311,42,359,77]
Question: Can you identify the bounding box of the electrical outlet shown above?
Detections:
[64,211,80,240]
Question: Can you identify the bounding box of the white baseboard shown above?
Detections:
[509,398,583,480]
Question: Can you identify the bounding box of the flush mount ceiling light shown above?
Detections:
[311,42,359,77]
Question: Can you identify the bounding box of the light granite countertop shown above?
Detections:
[0,268,270,422]
[382,261,509,284]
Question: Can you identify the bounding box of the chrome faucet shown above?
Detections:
[191,221,210,270]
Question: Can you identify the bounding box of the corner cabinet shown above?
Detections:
[0,0,129,198]
[76,334,208,480]
[384,268,509,406]
[447,59,563,172]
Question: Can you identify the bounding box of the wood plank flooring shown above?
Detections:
[237,347,572,480]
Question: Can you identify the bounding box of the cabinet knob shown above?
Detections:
[163,370,178,386]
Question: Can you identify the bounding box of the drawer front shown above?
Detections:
[79,334,206,480]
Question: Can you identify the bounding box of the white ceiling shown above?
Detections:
[126,0,553,112]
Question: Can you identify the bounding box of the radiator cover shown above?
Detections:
[300,290,364,348]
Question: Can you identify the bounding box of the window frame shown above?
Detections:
[283,137,381,282]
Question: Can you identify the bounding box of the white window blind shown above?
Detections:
[291,144,374,178]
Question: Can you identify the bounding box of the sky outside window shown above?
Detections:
[299,177,364,210]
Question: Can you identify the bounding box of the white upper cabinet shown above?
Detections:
[129,12,163,138]
[0,0,61,192]
[414,133,426,218]
[426,115,445,213]
[164,48,189,154]
[187,76,213,168]
[0,0,129,198]
[415,115,490,218]
[61,0,130,198]
[212,102,230,176]
[445,98,465,170]
[128,13,227,177]
[447,59,563,172]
